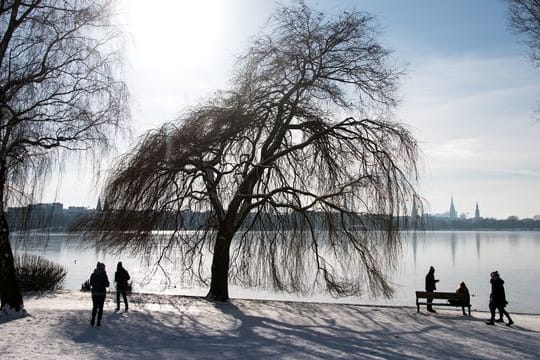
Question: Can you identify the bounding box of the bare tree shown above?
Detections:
[506,0,540,118]
[88,2,419,301]
[506,0,540,64]
[0,0,129,311]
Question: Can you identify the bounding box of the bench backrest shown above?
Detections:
[415,291,468,302]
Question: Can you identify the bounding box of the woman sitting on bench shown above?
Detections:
[448,282,470,307]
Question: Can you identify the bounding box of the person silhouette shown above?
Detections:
[448,281,470,315]
[90,262,109,326]
[486,271,514,326]
[425,266,439,313]
[115,261,130,312]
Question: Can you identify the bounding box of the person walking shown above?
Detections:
[115,261,130,312]
[486,271,514,326]
[425,266,439,313]
[90,262,110,326]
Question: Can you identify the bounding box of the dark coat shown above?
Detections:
[490,276,508,307]
[90,269,110,295]
[449,284,470,306]
[115,267,130,290]
[457,286,470,305]
[425,269,438,292]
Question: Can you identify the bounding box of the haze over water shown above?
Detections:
[12,230,540,314]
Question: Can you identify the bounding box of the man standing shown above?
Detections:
[425,266,439,313]
[115,261,130,312]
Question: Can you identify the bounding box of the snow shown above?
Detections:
[1,291,540,359]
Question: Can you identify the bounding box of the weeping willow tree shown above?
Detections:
[0,0,129,311]
[506,0,540,65]
[86,2,420,301]
[506,0,540,117]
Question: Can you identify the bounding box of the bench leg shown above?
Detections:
[417,302,420,313]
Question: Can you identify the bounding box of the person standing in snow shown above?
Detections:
[90,262,110,326]
[486,271,514,326]
[114,261,130,312]
[425,266,439,313]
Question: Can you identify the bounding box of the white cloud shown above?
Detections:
[426,138,482,161]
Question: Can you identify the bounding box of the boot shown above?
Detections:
[495,318,504,323]
[90,318,95,326]
[486,320,495,325]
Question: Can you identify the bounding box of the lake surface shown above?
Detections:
[11,231,540,314]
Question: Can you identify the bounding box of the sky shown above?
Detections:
[44,0,540,220]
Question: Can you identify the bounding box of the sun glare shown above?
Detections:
[123,0,223,68]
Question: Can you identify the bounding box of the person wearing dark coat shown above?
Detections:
[114,261,130,312]
[486,271,514,326]
[90,262,110,326]
[425,266,439,313]
[448,281,471,315]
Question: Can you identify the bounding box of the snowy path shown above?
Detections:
[1,291,540,359]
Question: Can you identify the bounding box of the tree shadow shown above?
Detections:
[0,310,28,325]
[213,300,540,359]
[46,297,540,359]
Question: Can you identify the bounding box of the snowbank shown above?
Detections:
[1,291,539,359]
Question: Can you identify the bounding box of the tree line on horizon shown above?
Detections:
[6,205,540,232]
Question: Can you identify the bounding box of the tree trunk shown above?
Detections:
[0,209,23,312]
[207,232,232,301]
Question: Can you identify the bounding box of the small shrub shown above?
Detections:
[14,254,67,292]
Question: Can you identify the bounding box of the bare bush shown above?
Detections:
[15,254,67,292]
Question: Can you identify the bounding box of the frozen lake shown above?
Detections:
[11,230,540,314]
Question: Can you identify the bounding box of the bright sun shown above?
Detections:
[123,0,223,67]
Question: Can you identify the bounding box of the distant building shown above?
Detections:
[449,196,457,219]
[8,202,64,230]
[66,206,88,216]
[7,206,30,229]
[534,215,540,221]
[7,202,91,230]
[474,202,481,220]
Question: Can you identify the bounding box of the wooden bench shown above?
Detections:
[415,291,471,316]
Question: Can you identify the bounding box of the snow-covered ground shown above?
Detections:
[1,291,540,359]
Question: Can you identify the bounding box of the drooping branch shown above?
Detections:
[82,1,420,300]
[0,0,129,311]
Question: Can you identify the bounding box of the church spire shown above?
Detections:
[475,202,480,220]
[449,196,457,219]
